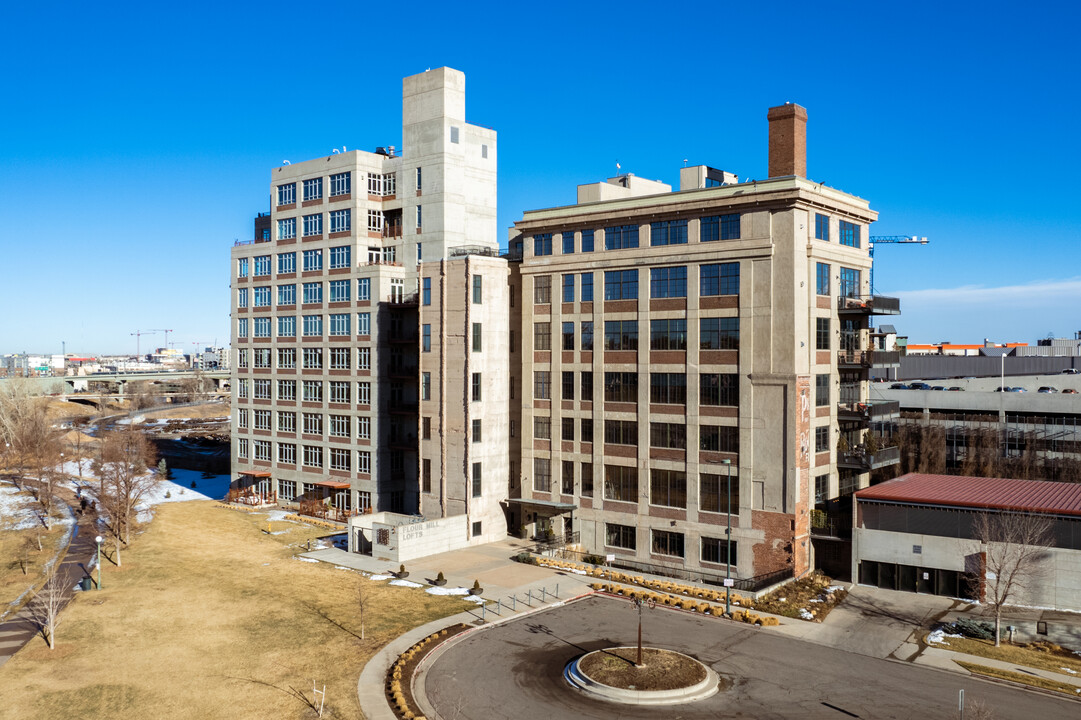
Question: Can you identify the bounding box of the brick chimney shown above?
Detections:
[767,103,808,178]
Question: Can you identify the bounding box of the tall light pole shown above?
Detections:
[723,458,733,616]
[95,535,103,589]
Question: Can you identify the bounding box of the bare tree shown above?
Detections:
[0,380,64,524]
[970,510,1055,646]
[97,426,159,565]
[357,581,367,641]
[30,571,71,650]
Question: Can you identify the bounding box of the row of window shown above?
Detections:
[237,438,373,472]
[531,371,738,405]
[815,263,862,297]
[236,378,372,404]
[237,409,374,438]
[238,313,371,338]
[236,346,374,370]
[277,172,352,206]
[533,264,739,304]
[531,460,738,511]
[275,210,353,240]
[238,248,354,277]
[603,523,736,563]
[419,275,485,306]
[238,277,369,307]
[534,215,742,257]
[533,416,736,449]
[532,317,739,353]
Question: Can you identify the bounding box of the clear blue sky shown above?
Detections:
[2,1,1078,355]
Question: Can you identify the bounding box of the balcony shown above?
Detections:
[388,292,419,307]
[810,510,852,539]
[836,400,901,423]
[837,350,901,369]
[838,294,901,315]
[382,224,403,239]
[837,444,900,471]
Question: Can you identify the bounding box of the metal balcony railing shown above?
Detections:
[837,350,901,368]
[836,400,901,422]
[837,294,901,315]
[837,444,901,471]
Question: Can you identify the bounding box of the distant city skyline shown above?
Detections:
[2,2,1078,354]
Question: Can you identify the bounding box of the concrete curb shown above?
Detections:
[356,588,592,720]
[564,647,720,705]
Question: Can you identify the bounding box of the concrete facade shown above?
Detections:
[229,68,509,551]
[507,111,898,584]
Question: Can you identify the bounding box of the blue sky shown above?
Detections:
[2,1,1078,355]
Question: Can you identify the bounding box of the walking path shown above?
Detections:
[0,490,101,668]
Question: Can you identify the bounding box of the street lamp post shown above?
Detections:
[723,458,733,616]
[95,535,103,590]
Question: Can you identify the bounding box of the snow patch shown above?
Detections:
[296,557,320,563]
[368,574,393,581]
[426,587,470,596]
[927,629,964,645]
[0,483,43,530]
[1060,667,1078,675]
[390,579,423,588]
[799,609,814,621]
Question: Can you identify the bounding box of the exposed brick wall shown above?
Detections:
[752,509,795,575]
[767,104,808,178]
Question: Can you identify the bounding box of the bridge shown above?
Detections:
[0,369,231,396]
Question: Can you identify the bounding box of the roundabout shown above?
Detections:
[564,646,721,704]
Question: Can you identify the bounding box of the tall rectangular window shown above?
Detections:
[422,325,431,352]
[604,225,639,250]
[650,219,688,246]
[534,275,551,304]
[840,267,860,298]
[700,472,739,514]
[816,373,830,406]
[472,373,482,401]
[472,323,482,352]
[562,274,575,303]
[604,270,638,300]
[816,317,830,350]
[701,374,738,406]
[303,177,322,202]
[472,463,482,498]
[253,255,270,276]
[237,318,248,338]
[534,233,553,256]
[237,288,248,308]
[416,205,422,229]
[534,417,551,440]
[422,277,431,305]
[581,273,593,302]
[581,229,595,253]
[533,458,550,493]
[839,220,860,248]
[650,471,687,509]
[533,322,551,351]
[700,215,719,243]
[562,322,575,351]
[238,257,248,277]
[649,318,686,350]
[329,172,350,197]
[603,465,638,502]
[561,460,574,494]
[330,209,351,234]
[719,213,741,239]
[472,419,482,443]
[303,282,322,304]
[700,263,740,296]
[581,371,593,399]
[650,266,687,298]
[581,322,594,351]
[303,249,322,271]
[533,371,550,399]
[816,262,830,296]
[700,317,739,350]
[815,426,829,453]
[277,252,296,274]
[303,213,323,237]
[815,213,829,241]
[357,313,370,335]
[561,231,575,254]
[357,278,370,300]
[561,371,574,399]
[421,372,431,401]
[473,275,482,304]
[416,166,422,190]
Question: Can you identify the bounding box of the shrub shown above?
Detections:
[515,552,535,564]
[951,618,995,640]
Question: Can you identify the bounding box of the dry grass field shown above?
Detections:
[0,502,472,720]
[0,520,70,614]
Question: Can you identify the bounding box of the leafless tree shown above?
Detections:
[357,581,367,641]
[97,426,159,565]
[0,380,63,524]
[970,510,1055,646]
[180,370,211,404]
[30,571,71,650]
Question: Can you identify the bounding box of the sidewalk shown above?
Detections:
[916,645,1081,692]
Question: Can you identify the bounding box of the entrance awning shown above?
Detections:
[239,471,271,478]
[507,498,577,513]
[313,480,351,490]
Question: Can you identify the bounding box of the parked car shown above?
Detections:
[1038,386,1058,393]
[947,386,965,392]
[1064,389,1078,394]
[1007,387,1026,392]
[908,382,932,390]
[889,383,908,390]
[1062,368,1080,375]
[931,386,946,391]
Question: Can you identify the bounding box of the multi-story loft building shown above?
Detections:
[230,67,510,553]
[507,104,901,585]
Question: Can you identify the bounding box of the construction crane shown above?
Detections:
[148,329,175,353]
[130,329,161,358]
[868,235,928,295]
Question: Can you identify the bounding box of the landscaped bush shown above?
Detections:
[950,618,995,640]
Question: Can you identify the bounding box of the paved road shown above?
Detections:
[421,595,1079,720]
[0,500,100,667]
